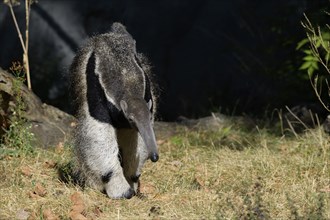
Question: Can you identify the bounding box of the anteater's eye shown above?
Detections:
[128,114,135,122]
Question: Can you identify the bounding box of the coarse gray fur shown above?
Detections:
[70,22,159,199]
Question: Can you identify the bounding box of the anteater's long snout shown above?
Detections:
[136,121,159,162]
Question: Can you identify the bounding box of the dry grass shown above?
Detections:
[0,123,329,219]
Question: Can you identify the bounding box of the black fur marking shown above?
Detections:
[86,52,131,128]
[86,52,112,123]
[101,171,113,183]
[131,174,141,183]
[118,149,123,166]
[107,100,131,129]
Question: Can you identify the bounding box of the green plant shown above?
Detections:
[0,62,35,158]
[286,193,327,220]
[217,179,270,220]
[297,14,330,112]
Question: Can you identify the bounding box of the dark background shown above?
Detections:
[0,0,329,121]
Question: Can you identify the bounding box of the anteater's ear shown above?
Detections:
[120,100,128,114]
[111,22,128,35]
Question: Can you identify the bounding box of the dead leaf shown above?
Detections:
[28,191,39,199]
[156,139,166,145]
[192,176,209,192]
[43,209,59,220]
[55,142,64,153]
[69,211,87,220]
[92,206,102,217]
[69,192,86,219]
[70,192,84,206]
[71,204,85,214]
[44,160,57,169]
[34,183,47,197]
[28,183,47,199]
[27,211,37,220]
[194,176,205,188]
[21,166,32,177]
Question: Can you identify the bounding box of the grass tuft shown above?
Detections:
[0,119,329,219]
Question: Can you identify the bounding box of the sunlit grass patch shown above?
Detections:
[0,123,329,219]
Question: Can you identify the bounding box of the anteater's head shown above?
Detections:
[120,98,159,162]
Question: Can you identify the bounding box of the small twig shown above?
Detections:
[8,0,27,54]
[24,0,32,90]
[25,0,30,54]
[284,116,298,138]
[310,77,330,112]
[277,109,285,136]
[285,106,310,131]
[7,0,32,90]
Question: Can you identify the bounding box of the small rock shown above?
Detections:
[16,209,30,220]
